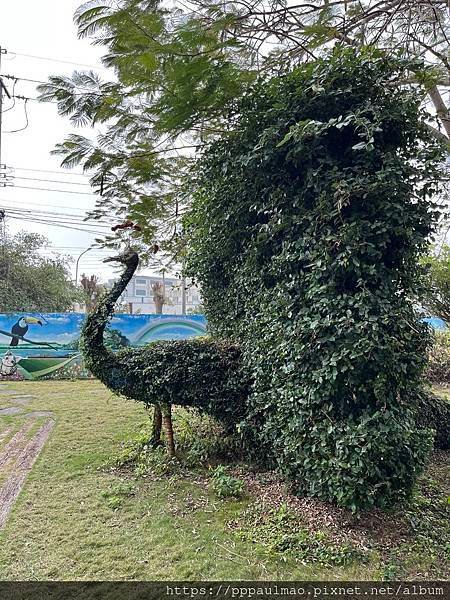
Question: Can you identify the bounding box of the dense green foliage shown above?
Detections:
[187,48,447,510]
[112,338,249,429]
[425,331,450,384]
[0,232,79,312]
[421,245,450,324]
[412,389,450,450]
[211,466,244,499]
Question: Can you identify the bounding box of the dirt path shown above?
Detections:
[0,426,13,443]
[0,421,35,470]
[0,419,55,529]
[0,386,56,530]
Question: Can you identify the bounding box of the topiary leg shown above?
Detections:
[150,403,163,448]
[161,403,176,457]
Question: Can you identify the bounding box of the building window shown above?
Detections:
[136,278,147,286]
[135,289,147,296]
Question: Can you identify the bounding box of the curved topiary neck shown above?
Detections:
[80,254,139,374]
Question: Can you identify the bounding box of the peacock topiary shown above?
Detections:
[79,250,249,456]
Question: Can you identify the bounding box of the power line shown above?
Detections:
[43,246,109,250]
[0,205,98,219]
[1,74,107,95]
[6,214,107,235]
[11,93,58,104]
[1,205,111,226]
[8,51,107,71]
[0,203,108,225]
[8,166,90,178]
[6,218,108,233]
[0,197,90,212]
[0,203,92,219]
[2,184,97,196]
[3,78,17,114]
[4,97,29,133]
[40,247,109,252]
[10,175,91,186]
[1,74,50,86]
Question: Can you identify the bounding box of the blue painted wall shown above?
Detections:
[0,313,207,380]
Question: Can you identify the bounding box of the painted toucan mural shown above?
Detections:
[9,316,43,347]
[0,313,207,381]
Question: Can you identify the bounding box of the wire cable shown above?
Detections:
[11,175,91,187]
[1,73,50,86]
[6,214,107,235]
[9,51,106,71]
[3,78,17,113]
[11,94,58,104]
[2,184,97,196]
[4,98,29,133]
[7,166,89,178]
[1,203,110,229]
[0,197,90,213]
[1,205,111,225]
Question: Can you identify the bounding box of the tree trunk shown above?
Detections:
[428,86,450,140]
[150,286,165,445]
[150,403,162,447]
[161,403,176,458]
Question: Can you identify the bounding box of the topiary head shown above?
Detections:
[104,250,139,266]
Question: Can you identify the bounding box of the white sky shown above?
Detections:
[0,1,159,281]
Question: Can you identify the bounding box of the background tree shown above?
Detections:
[80,273,105,313]
[38,0,450,252]
[421,245,450,324]
[0,231,79,312]
[104,327,131,349]
[151,281,165,314]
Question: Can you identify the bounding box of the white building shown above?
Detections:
[107,274,202,315]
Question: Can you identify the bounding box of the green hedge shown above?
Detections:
[186,48,446,510]
[83,335,250,430]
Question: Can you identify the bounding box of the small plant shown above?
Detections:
[381,560,400,581]
[211,465,244,499]
[100,482,137,509]
[236,503,364,566]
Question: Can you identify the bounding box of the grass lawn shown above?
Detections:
[0,380,448,581]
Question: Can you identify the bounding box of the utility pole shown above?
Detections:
[0,46,10,170]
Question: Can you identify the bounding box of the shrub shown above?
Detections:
[211,465,244,499]
[412,389,450,450]
[186,48,446,510]
[82,334,251,431]
[425,331,450,384]
[112,409,246,476]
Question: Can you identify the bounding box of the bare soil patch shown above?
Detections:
[0,421,34,470]
[0,419,55,528]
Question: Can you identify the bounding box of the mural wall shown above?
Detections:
[0,313,207,381]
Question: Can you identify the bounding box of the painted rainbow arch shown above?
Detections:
[132,317,207,345]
